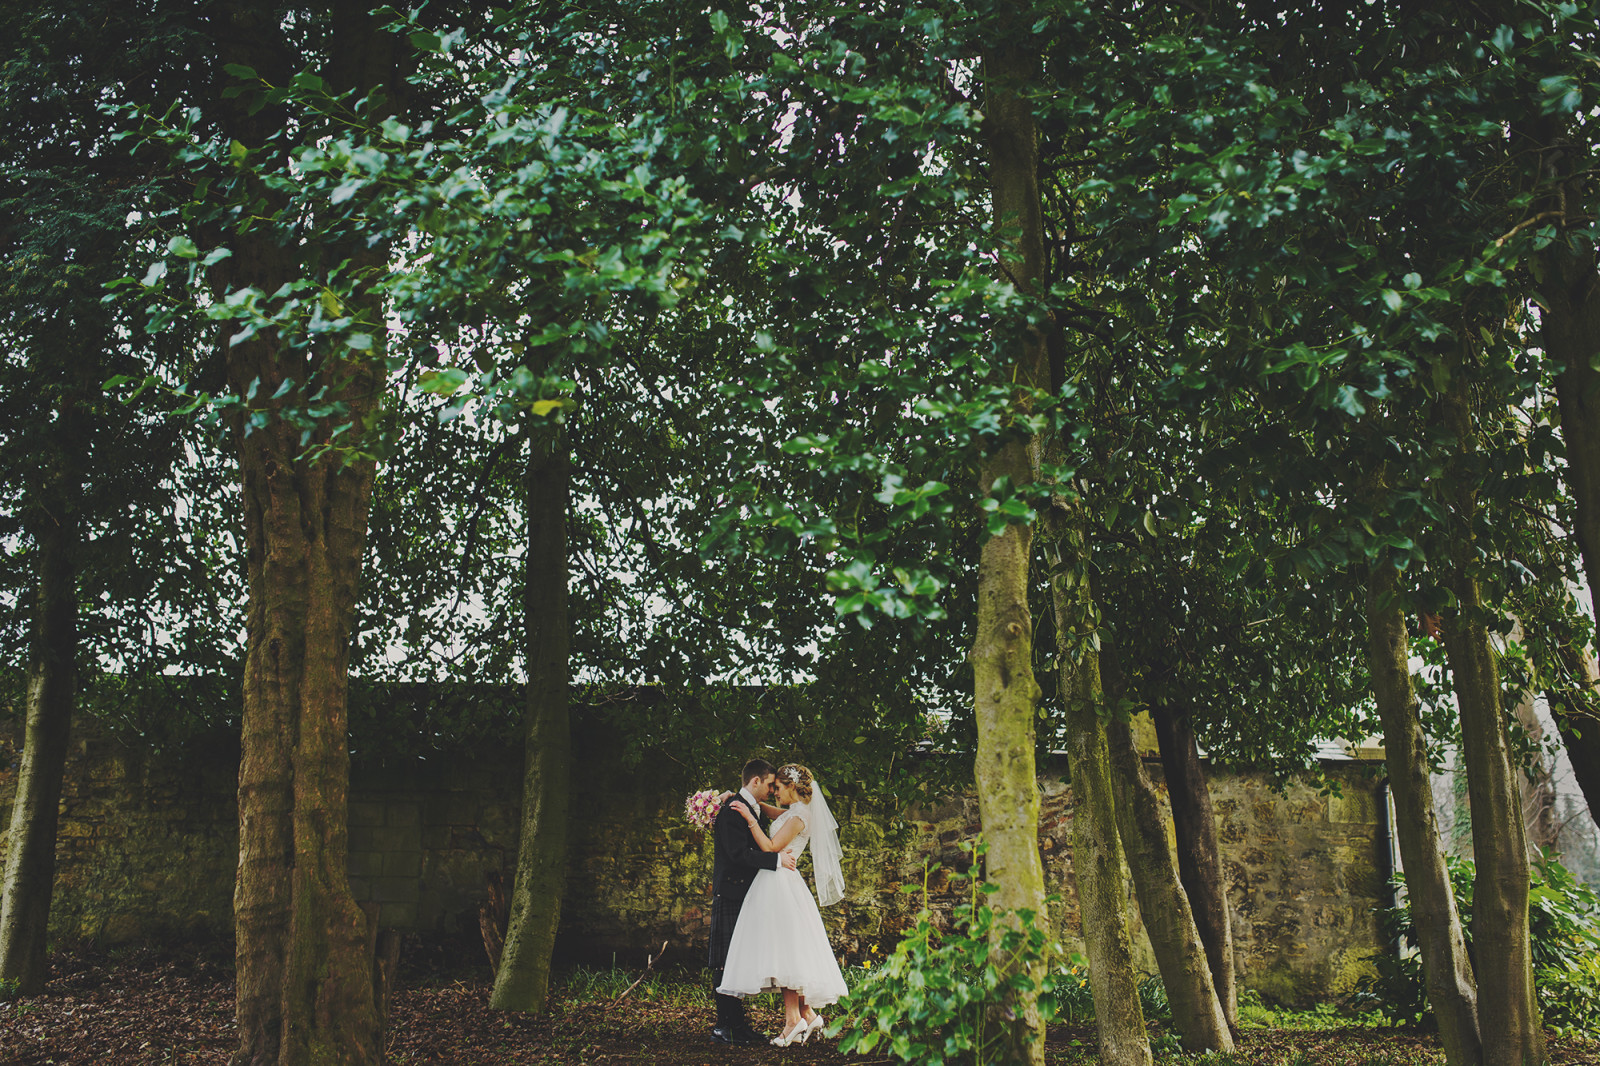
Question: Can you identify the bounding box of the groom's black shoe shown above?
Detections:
[731,1027,768,1046]
[709,1026,740,1045]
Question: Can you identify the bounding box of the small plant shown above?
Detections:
[830,843,1063,1065]
[1137,975,1171,1021]
[1355,851,1600,1038]
[1052,953,1096,1023]
[1236,987,1277,1028]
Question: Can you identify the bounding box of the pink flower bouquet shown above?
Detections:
[685,788,721,831]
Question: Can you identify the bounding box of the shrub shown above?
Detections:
[831,847,1063,1065]
[1355,851,1600,1037]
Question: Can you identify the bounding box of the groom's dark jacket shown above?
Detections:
[708,793,779,968]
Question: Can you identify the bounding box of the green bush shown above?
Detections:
[831,848,1063,1065]
[1355,851,1600,1037]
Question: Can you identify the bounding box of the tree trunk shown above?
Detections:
[1529,118,1600,832]
[1509,687,1559,854]
[1148,701,1236,1031]
[1367,563,1481,1066]
[216,3,394,1060]
[0,454,78,996]
[1545,642,1600,826]
[1046,554,1153,1066]
[1100,646,1231,1054]
[490,427,572,1013]
[973,35,1050,1066]
[226,266,385,1066]
[1436,374,1544,1066]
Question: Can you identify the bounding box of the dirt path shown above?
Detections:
[3,949,1597,1065]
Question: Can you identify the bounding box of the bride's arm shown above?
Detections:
[715,792,784,823]
[732,805,804,853]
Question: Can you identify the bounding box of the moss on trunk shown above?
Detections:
[1100,648,1230,1055]
[972,34,1051,1066]
[1436,376,1544,1066]
[1149,703,1236,1031]
[1048,563,1153,1066]
[1367,563,1481,1066]
[0,448,78,996]
[491,429,572,1013]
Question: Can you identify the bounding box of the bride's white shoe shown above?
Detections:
[771,1021,810,1047]
[805,1013,826,1036]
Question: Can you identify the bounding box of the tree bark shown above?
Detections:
[0,447,79,996]
[1545,643,1600,826]
[490,427,572,1013]
[1436,374,1545,1066]
[1523,118,1600,819]
[1100,646,1231,1055]
[973,35,1050,1066]
[226,267,384,1066]
[1046,558,1153,1066]
[1148,701,1236,1031]
[1367,563,1481,1066]
[215,3,396,1060]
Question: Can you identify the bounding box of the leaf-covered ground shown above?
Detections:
[2,947,1597,1065]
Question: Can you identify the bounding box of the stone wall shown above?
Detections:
[0,714,1388,1005]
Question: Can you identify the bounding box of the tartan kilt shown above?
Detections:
[707,890,744,969]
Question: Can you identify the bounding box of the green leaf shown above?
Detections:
[223,63,257,80]
[167,236,199,259]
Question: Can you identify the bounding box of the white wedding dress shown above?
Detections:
[715,804,849,1007]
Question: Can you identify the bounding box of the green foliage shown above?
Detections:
[1357,852,1600,1036]
[830,851,1063,1065]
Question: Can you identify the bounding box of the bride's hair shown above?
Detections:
[777,764,814,802]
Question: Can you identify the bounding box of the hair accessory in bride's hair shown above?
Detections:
[777,763,814,803]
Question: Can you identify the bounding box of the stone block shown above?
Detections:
[348,851,385,877]
[369,877,421,903]
[427,794,478,826]
[349,876,371,900]
[368,826,420,852]
[1326,790,1377,824]
[349,801,385,827]
[384,851,422,878]
[383,802,418,827]
[378,901,418,928]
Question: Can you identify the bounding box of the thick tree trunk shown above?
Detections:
[227,269,384,1066]
[1529,118,1600,832]
[1546,643,1600,826]
[1100,647,1231,1054]
[971,36,1051,1066]
[1367,563,1481,1066]
[490,429,572,1013]
[0,463,78,996]
[1437,374,1544,1066]
[1148,702,1236,1031]
[1045,548,1152,1066]
[217,3,395,1061]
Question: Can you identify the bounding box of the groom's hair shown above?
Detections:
[741,758,777,785]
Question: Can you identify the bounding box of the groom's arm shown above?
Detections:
[716,801,779,872]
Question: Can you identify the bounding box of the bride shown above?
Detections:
[715,763,849,1046]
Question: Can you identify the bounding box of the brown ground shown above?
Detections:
[2,948,1597,1065]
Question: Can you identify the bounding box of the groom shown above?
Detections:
[709,758,797,1046]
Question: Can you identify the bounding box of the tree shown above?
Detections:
[0,0,233,995]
